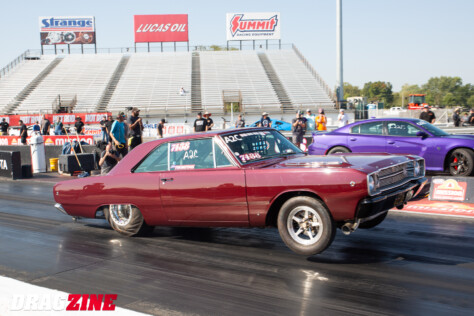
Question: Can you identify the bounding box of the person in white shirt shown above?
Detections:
[179,87,186,96]
[304,109,316,131]
[337,109,349,127]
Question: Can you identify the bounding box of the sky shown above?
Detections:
[0,0,473,92]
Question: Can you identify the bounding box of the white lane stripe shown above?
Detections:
[0,276,150,315]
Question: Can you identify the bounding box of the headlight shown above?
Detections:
[368,174,376,194]
[415,159,425,176]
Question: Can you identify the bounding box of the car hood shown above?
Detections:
[270,153,416,174]
[440,134,474,141]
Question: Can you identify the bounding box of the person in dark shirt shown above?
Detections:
[32,122,41,133]
[259,112,272,128]
[127,107,143,150]
[193,112,207,132]
[99,142,121,174]
[235,115,245,128]
[19,120,28,145]
[74,117,85,135]
[0,118,9,135]
[469,109,474,126]
[292,111,307,147]
[157,119,165,138]
[203,112,214,130]
[105,115,114,143]
[419,105,436,123]
[99,116,107,142]
[453,108,461,127]
[41,115,51,135]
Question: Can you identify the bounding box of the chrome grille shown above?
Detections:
[378,161,414,189]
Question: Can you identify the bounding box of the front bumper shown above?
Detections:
[355,177,427,223]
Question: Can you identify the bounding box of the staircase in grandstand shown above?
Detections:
[96,55,131,112]
[191,52,203,113]
[3,56,64,114]
[258,52,293,113]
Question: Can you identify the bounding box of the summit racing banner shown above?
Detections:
[226,12,280,41]
[39,16,96,45]
[0,112,110,127]
[134,15,189,43]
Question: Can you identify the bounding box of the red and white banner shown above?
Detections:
[0,135,94,146]
[430,178,468,202]
[134,14,188,43]
[0,112,110,127]
[226,12,280,41]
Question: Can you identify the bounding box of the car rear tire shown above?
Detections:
[448,148,474,176]
[327,146,350,154]
[277,196,336,256]
[359,212,388,229]
[106,204,154,237]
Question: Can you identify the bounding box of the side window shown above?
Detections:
[215,142,233,167]
[387,122,421,137]
[170,139,214,170]
[359,122,384,135]
[134,144,168,173]
[351,125,360,134]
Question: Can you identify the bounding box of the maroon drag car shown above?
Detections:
[54,128,426,255]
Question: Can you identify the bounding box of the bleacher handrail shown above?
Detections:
[0,50,31,80]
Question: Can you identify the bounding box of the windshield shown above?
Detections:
[410,95,425,104]
[415,120,449,136]
[220,129,302,164]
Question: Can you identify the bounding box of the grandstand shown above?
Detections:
[0,46,335,117]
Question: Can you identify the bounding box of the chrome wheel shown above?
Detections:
[287,206,323,245]
[110,204,133,227]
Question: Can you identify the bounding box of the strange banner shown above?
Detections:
[134,14,189,43]
[226,12,280,41]
[39,16,96,45]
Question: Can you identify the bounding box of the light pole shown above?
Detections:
[336,0,344,108]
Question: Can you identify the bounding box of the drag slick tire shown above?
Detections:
[448,148,474,176]
[277,196,336,256]
[327,146,350,154]
[359,212,388,229]
[106,204,154,237]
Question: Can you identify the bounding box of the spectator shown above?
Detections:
[19,120,27,145]
[99,116,107,142]
[259,112,272,128]
[127,107,143,150]
[105,115,114,143]
[110,114,128,157]
[193,112,207,132]
[469,109,474,126]
[179,87,186,96]
[453,108,461,127]
[32,121,41,133]
[315,109,327,131]
[204,112,214,130]
[337,109,349,127]
[304,109,315,131]
[99,142,121,175]
[292,111,307,148]
[235,115,245,128]
[0,118,9,136]
[74,117,85,135]
[41,114,51,135]
[157,119,165,138]
[54,117,63,135]
[419,105,436,124]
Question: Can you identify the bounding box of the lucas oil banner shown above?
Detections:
[134,14,189,43]
[226,12,280,41]
[39,16,96,45]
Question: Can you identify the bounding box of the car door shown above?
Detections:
[385,121,426,156]
[159,137,249,225]
[348,121,386,153]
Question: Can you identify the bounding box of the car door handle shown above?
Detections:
[349,137,357,141]
[161,178,174,183]
[388,141,395,144]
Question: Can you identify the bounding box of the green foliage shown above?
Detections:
[343,82,361,99]
[467,95,474,108]
[361,81,394,106]
[422,76,463,106]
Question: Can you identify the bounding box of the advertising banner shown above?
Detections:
[226,12,280,41]
[0,112,110,127]
[39,16,96,45]
[0,135,94,146]
[142,123,191,137]
[429,177,474,202]
[134,14,189,43]
[0,151,22,179]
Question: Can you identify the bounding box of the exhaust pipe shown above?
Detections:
[341,220,360,235]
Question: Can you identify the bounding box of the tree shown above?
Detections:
[467,95,474,108]
[343,83,361,99]
[422,76,463,106]
[361,81,394,107]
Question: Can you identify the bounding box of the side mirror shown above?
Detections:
[416,131,428,139]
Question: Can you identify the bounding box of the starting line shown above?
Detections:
[391,198,474,219]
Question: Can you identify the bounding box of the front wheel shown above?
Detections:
[277,197,336,256]
[106,204,154,237]
[448,148,474,176]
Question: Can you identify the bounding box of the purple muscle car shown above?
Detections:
[309,118,474,176]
